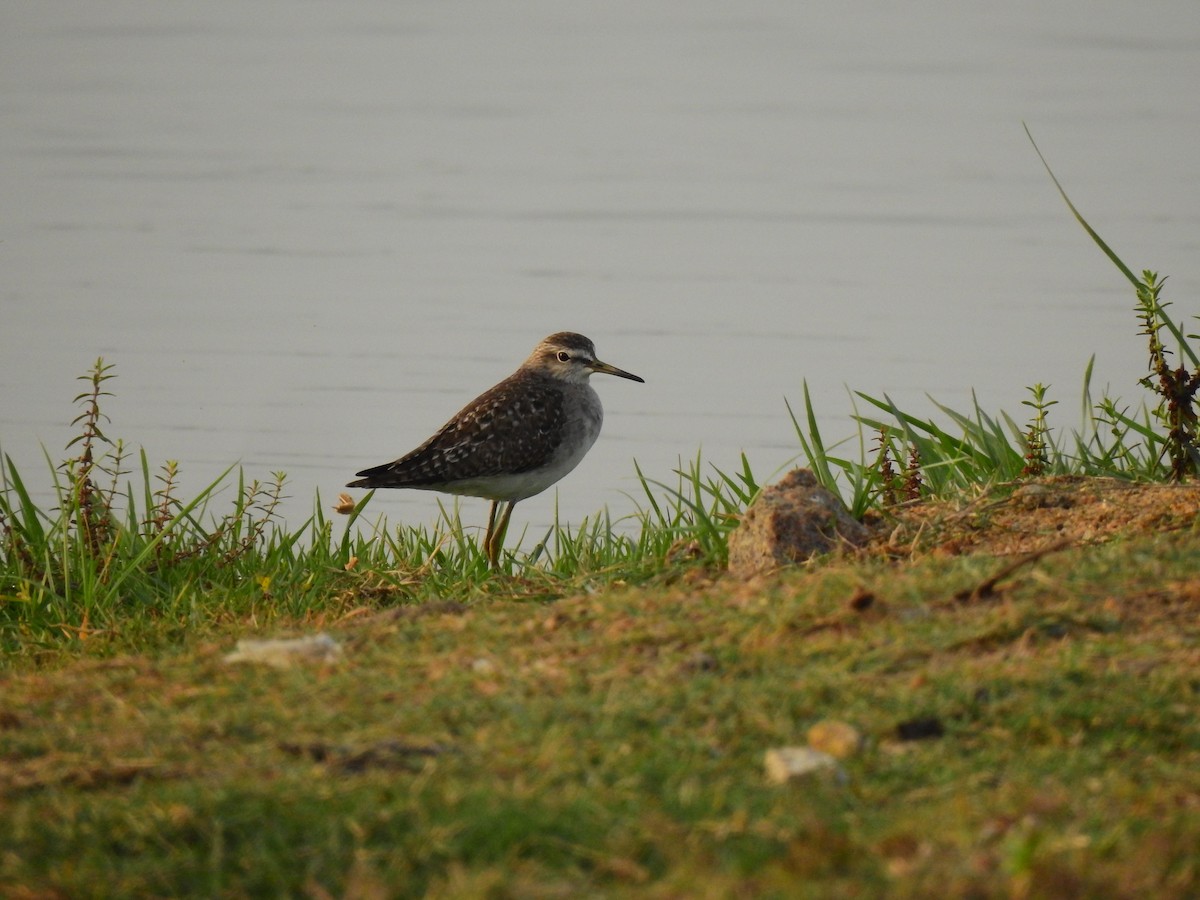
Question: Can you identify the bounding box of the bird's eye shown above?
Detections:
[556,351,571,362]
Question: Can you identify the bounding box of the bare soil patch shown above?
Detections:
[867,476,1200,558]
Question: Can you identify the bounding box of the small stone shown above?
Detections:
[470,657,497,674]
[806,720,863,759]
[764,746,845,784]
[727,469,869,577]
[680,651,719,673]
[223,633,342,669]
[895,716,944,741]
[848,587,876,611]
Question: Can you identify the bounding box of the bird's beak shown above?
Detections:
[589,359,645,383]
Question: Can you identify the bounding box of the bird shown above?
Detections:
[347,332,644,569]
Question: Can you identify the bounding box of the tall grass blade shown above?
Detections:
[1024,123,1140,291]
[1025,123,1198,368]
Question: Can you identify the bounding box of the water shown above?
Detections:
[3,0,1199,538]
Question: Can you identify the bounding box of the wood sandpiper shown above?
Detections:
[347,332,644,568]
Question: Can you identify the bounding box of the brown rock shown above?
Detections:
[727,469,869,577]
[806,719,863,759]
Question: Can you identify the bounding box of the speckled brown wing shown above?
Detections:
[348,370,566,489]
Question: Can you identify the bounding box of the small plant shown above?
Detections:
[1020,383,1057,477]
[872,427,926,508]
[1135,272,1200,479]
[902,443,924,499]
[875,428,900,507]
[62,358,122,562]
[149,459,180,538]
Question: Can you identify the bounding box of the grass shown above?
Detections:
[0,364,770,651]
[1,136,1199,896]
[2,535,1197,897]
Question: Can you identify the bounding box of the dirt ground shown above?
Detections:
[864,476,1200,558]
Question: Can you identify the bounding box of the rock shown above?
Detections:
[727,469,869,577]
[223,632,342,669]
[764,747,846,785]
[806,720,863,759]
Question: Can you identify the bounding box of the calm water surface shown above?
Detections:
[3,1,1199,536]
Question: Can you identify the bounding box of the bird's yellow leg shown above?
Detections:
[484,500,517,570]
[482,500,501,567]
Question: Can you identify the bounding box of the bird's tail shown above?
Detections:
[345,462,400,489]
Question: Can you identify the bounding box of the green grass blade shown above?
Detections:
[1024,123,1140,290]
[2,454,48,548]
[100,463,240,601]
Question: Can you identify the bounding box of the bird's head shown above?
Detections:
[529,332,644,385]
